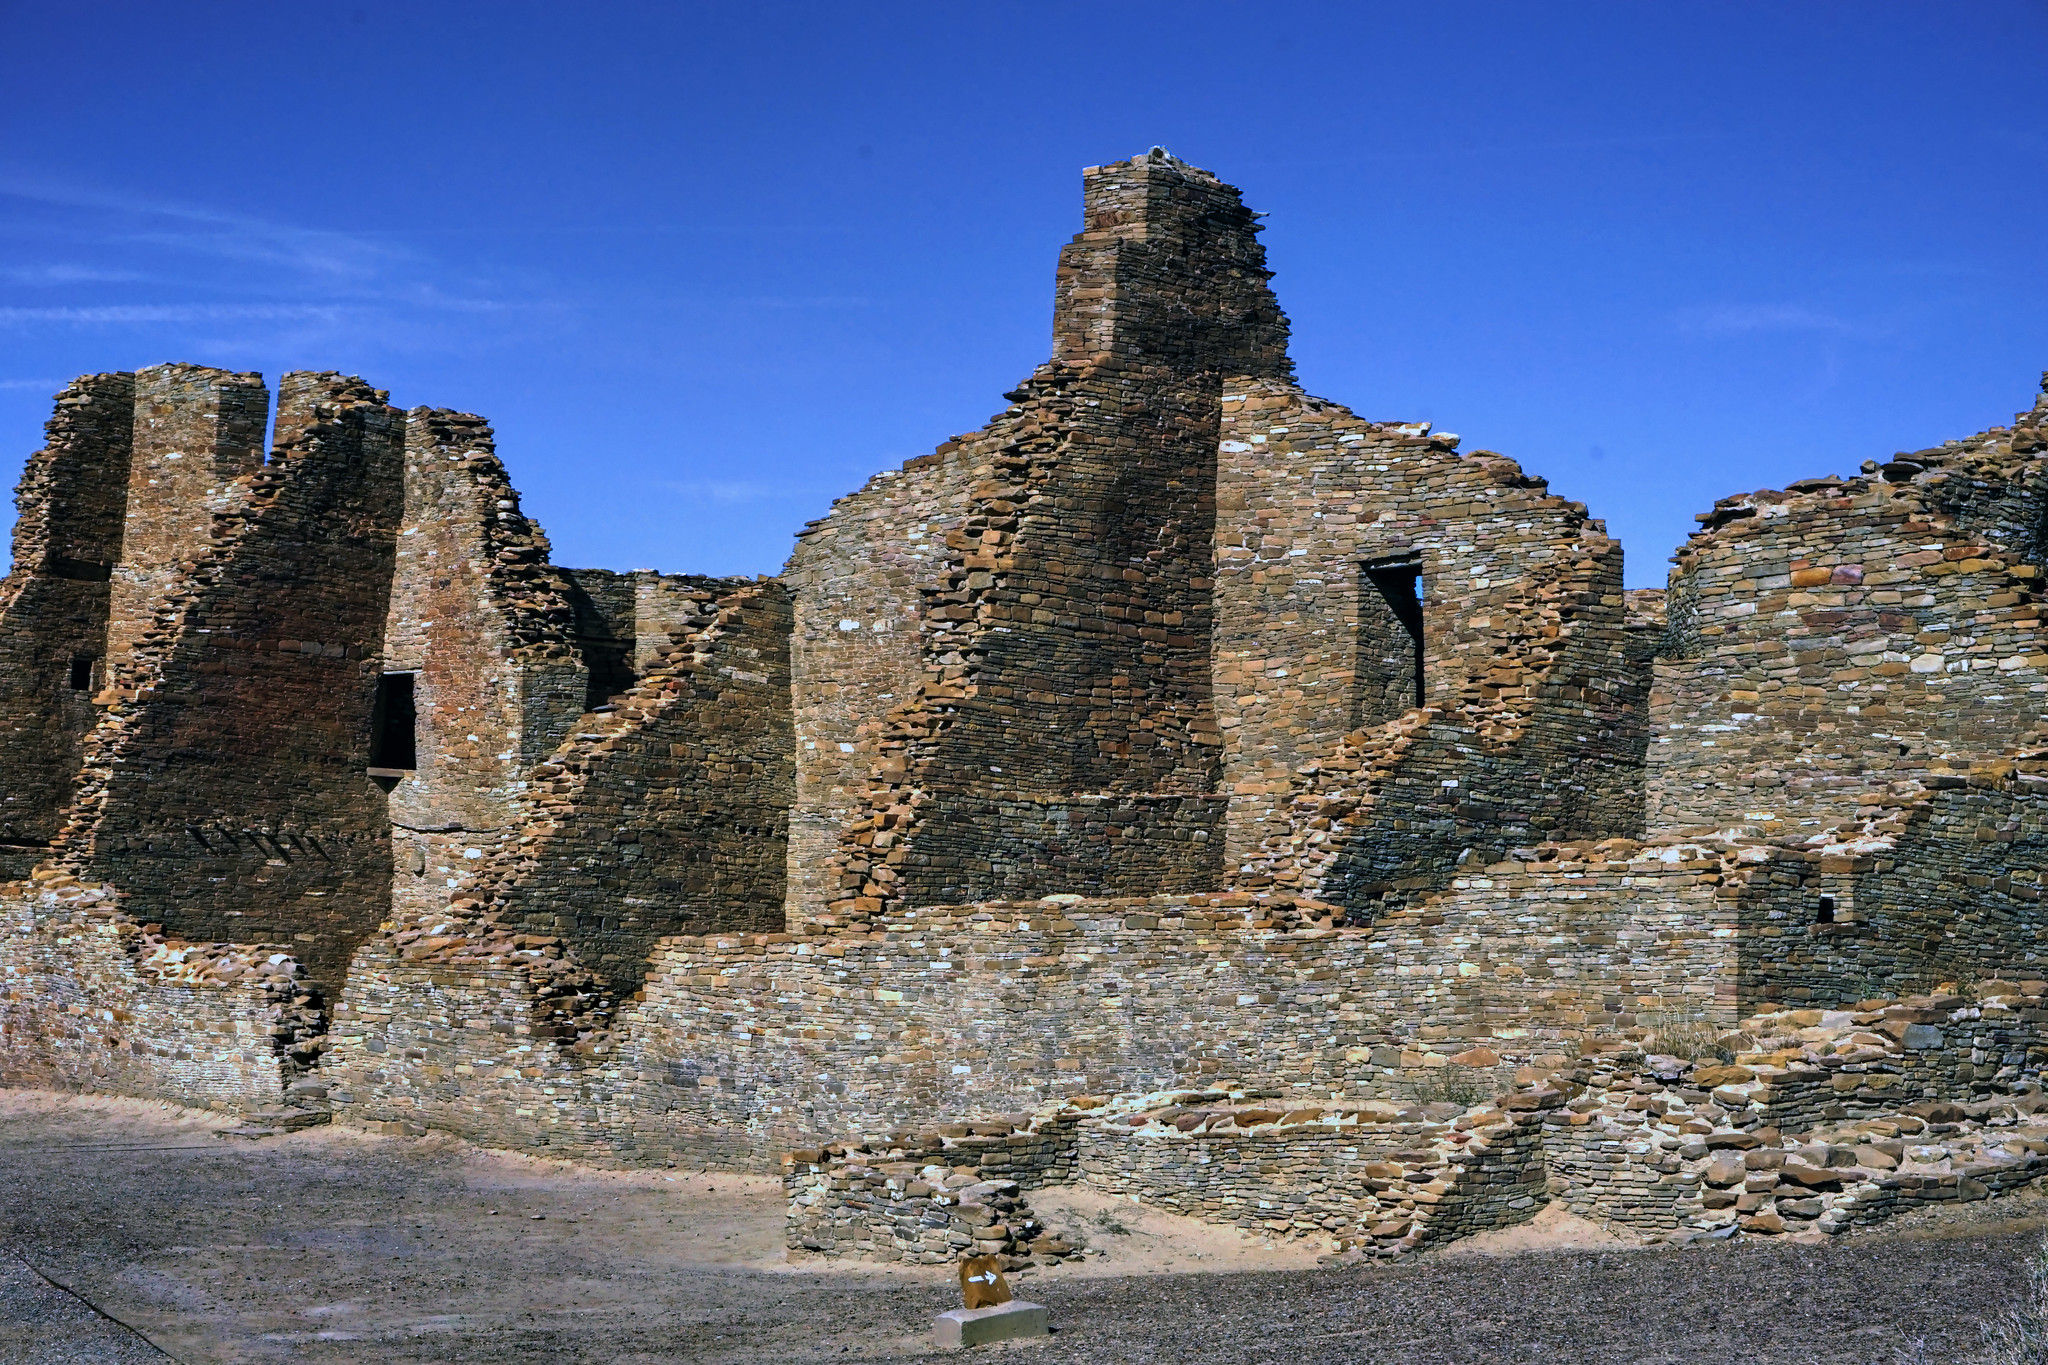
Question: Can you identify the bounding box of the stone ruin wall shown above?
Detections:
[1214,381,1648,915]
[783,989,2048,1264]
[789,155,1298,934]
[457,576,794,986]
[54,373,407,998]
[383,406,587,937]
[1,878,317,1111]
[1649,395,2048,1008]
[0,359,800,1115]
[106,365,268,664]
[780,455,967,927]
[5,150,2048,1260]
[601,857,1745,1167]
[1651,429,2048,837]
[0,373,133,881]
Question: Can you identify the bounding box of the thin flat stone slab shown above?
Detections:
[934,1300,1049,1349]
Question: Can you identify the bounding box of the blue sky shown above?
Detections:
[3,2,2045,589]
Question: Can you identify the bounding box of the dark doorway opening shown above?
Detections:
[1356,557,1425,727]
[370,672,417,771]
[67,656,96,692]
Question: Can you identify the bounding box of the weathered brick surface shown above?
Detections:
[51,373,407,996]
[383,409,588,925]
[1216,383,1648,906]
[13,153,2048,1268]
[0,373,133,880]
[474,579,793,984]
[790,151,1290,932]
[318,940,618,1151]
[613,866,1743,1167]
[0,877,317,1113]
[784,1119,1079,1263]
[106,364,267,663]
[1651,409,2048,836]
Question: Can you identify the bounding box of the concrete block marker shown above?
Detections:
[934,1301,1049,1349]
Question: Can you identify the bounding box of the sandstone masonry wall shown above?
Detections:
[383,410,588,923]
[1214,383,1647,893]
[320,939,619,1151]
[782,458,981,927]
[55,373,406,996]
[105,365,267,663]
[0,878,316,1113]
[791,151,1294,932]
[1649,403,2048,837]
[472,578,794,985]
[0,374,134,879]
[613,864,1747,1165]
[1730,770,2048,1006]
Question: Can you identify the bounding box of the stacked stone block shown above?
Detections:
[784,1118,1079,1264]
[791,150,1297,932]
[467,579,794,985]
[45,374,406,997]
[1651,409,2048,837]
[13,152,2048,1273]
[383,409,589,924]
[1214,384,1648,890]
[105,364,267,662]
[0,875,315,1113]
[0,373,134,879]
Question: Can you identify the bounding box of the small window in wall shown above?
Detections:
[1815,895,1836,924]
[67,656,97,692]
[369,672,417,771]
[1356,556,1425,727]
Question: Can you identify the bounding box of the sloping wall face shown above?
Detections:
[831,362,1231,917]
[798,152,1290,931]
[475,579,794,986]
[780,458,972,927]
[1221,388,1646,920]
[1648,414,2048,838]
[0,374,134,878]
[58,373,407,996]
[1734,777,2048,1007]
[1213,384,1647,873]
[106,365,267,663]
[383,410,587,921]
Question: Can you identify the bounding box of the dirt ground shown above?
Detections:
[0,1088,2036,1364]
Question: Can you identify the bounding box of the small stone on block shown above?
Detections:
[934,1300,1049,1349]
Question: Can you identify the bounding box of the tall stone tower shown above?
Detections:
[782,149,1292,929]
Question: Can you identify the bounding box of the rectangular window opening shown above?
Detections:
[67,656,97,692]
[1356,557,1425,726]
[370,672,418,771]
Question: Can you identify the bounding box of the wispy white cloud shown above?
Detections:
[0,303,353,327]
[0,178,410,280]
[1676,304,1863,336]
[728,296,872,309]
[1,264,145,285]
[0,378,66,391]
[662,478,818,503]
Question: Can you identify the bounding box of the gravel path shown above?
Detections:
[0,1090,2032,1364]
[0,1257,170,1365]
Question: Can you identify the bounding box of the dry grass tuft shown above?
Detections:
[1407,1065,1489,1108]
[1981,1233,2048,1363]
[1638,1010,1742,1063]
